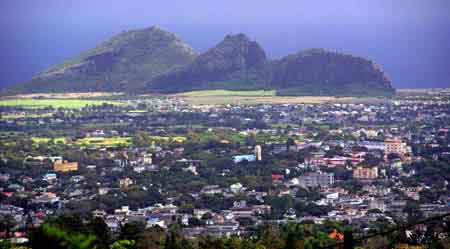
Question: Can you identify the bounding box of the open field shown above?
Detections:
[147,136,187,143]
[0,98,119,109]
[181,96,353,105]
[3,92,123,99]
[31,137,67,144]
[1,112,54,119]
[176,90,276,97]
[75,136,132,148]
[175,90,395,105]
[175,89,358,105]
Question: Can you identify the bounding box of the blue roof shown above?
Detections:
[233,155,256,163]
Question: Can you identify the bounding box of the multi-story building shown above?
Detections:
[384,138,407,156]
[298,172,334,188]
[353,166,378,180]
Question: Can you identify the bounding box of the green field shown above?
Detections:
[0,98,119,109]
[31,137,67,144]
[1,112,54,119]
[176,89,276,97]
[75,136,132,148]
[148,136,187,143]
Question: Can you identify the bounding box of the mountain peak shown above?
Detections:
[223,33,251,41]
[205,33,266,69]
[10,27,394,96]
[273,48,393,94]
[13,26,197,93]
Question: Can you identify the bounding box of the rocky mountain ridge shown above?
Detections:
[10,26,394,96]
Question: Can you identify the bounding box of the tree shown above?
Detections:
[343,230,354,249]
[110,240,136,249]
[88,217,111,249]
[119,221,145,242]
[136,226,165,249]
[164,227,183,249]
[30,223,96,249]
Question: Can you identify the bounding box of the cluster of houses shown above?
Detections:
[1,91,450,243]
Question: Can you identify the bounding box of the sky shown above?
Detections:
[1,0,450,89]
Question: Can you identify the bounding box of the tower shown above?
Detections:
[255,145,262,161]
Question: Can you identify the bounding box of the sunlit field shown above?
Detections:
[0,98,119,109]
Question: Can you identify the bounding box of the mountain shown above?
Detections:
[272,49,394,96]
[147,33,270,93]
[148,35,394,96]
[9,27,394,96]
[11,26,197,93]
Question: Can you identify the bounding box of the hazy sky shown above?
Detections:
[1,0,449,89]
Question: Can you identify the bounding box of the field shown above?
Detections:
[1,112,54,120]
[176,90,276,97]
[31,137,67,144]
[175,90,388,105]
[0,98,119,109]
[75,137,132,148]
[5,92,122,99]
[147,136,187,143]
[177,90,350,105]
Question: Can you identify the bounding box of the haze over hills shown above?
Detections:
[10,26,394,96]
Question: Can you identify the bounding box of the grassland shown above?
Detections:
[0,98,119,109]
[31,137,67,144]
[176,90,383,105]
[176,89,276,97]
[147,136,187,143]
[5,92,122,99]
[177,90,349,105]
[75,137,132,148]
[1,112,54,120]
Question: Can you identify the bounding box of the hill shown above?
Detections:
[148,35,394,96]
[272,49,394,96]
[147,33,270,93]
[8,27,395,96]
[10,26,196,93]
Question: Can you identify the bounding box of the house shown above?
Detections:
[201,185,222,195]
[359,141,385,151]
[271,174,284,183]
[43,173,57,182]
[283,208,297,219]
[229,183,244,194]
[324,156,348,167]
[105,216,121,233]
[329,229,344,241]
[53,160,78,172]
[369,198,386,212]
[193,209,211,219]
[119,177,133,190]
[233,155,256,163]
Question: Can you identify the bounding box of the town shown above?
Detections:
[1,89,449,248]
